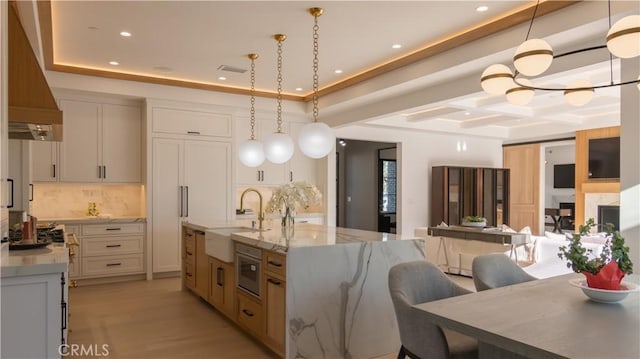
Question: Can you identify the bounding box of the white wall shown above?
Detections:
[543,143,575,208]
[327,125,503,236]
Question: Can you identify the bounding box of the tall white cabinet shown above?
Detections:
[7,139,31,211]
[149,103,232,274]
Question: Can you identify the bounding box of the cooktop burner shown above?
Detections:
[8,228,65,243]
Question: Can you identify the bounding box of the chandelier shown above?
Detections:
[263,34,295,164]
[238,53,265,168]
[297,7,336,159]
[480,0,640,106]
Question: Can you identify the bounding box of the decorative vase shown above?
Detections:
[582,261,625,290]
[281,207,294,228]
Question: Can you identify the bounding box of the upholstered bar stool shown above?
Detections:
[389,261,478,359]
[472,253,537,291]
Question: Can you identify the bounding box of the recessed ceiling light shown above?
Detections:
[476,5,489,12]
[120,31,132,37]
[218,76,227,81]
[464,111,471,116]
[88,26,98,30]
[392,44,402,49]
[153,66,173,72]
[334,69,343,74]
[295,87,303,91]
[109,61,119,66]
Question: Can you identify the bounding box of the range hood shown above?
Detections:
[8,2,62,141]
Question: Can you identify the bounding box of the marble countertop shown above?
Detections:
[231,223,410,253]
[38,216,146,225]
[235,212,323,220]
[1,242,69,278]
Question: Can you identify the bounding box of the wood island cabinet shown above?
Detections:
[236,290,264,338]
[208,257,235,318]
[263,273,286,356]
[431,166,510,227]
[182,228,196,290]
[194,231,209,299]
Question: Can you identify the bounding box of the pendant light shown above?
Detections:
[238,54,266,167]
[298,7,336,159]
[263,34,294,164]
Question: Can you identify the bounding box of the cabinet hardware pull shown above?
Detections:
[105,244,121,248]
[29,183,33,202]
[7,179,13,208]
[186,273,193,277]
[179,186,184,217]
[290,171,293,182]
[186,251,193,256]
[61,302,67,330]
[267,260,282,267]
[217,267,223,286]
[187,131,201,135]
[267,278,281,286]
[257,170,260,181]
[105,228,121,231]
[185,186,189,217]
[53,164,56,178]
[106,263,122,267]
[242,309,254,317]
[103,165,107,179]
[98,165,102,179]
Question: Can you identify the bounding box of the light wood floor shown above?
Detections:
[69,277,277,359]
[69,275,474,359]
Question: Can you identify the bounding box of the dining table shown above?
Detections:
[413,273,640,359]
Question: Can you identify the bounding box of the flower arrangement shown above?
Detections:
[266,181,322,226]
[558,218,633,290]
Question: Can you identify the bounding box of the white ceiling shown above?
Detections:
[44,1,640,141]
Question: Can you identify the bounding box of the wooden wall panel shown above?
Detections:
[574,126,620,228]
[503,144,540,234]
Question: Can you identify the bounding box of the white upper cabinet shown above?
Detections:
[287,121,318,185]
[57,99,141,183]
[152,107,232,138]
[235,116,287,186]
[8,140,31,211]
[30,141,58,182]
[102,104,142,183]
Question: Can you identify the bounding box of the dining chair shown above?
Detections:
[472,253,537,292]
[388,260,478,359]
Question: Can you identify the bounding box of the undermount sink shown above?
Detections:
[205,226,260,262]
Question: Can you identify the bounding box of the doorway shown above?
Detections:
[335,139,397,232]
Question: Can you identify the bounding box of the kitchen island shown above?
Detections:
[230,223,425,359]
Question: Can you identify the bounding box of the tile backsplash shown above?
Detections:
[31,183,145,219]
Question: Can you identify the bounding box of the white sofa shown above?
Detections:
[522,232,605,279]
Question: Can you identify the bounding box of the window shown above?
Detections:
[380,159,397,213]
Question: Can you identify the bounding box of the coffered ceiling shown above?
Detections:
[30,1,640,140]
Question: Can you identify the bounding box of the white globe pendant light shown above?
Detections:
[264,34,294,164]
[298,7,335,159]
[506,78,535,105]
[480,64,515,95]
[513,39,553,76]
[263,133,294,164]
[299,122,334,159]
[238,139,265,167]
[564,79,595,106]
[238,54,265,168]
[607,15,640,59]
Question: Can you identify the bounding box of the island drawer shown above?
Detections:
[82,223,144,236]
[81,254,144,277]
[263,251,286,278]
[82,235,143,257]
[237,291,263,337]
[184,259,196,288]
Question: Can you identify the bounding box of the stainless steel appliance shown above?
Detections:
[236,243,262,298]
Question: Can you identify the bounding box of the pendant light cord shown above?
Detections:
[249,54,257,140]
[312,12,320,123]
[276,37,284,133]
[524,0,541,41]
[608,0,614,86]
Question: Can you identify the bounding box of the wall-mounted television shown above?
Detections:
[588,137,620,179]
[554,164,575,188]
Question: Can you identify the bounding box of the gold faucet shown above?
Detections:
[240,188,265,230]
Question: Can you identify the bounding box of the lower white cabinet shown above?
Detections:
[1,272,67,358]
[62,221,145,279]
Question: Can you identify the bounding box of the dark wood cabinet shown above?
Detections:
[431,166,509,227]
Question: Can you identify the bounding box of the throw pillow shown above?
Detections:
[545,231,568,241]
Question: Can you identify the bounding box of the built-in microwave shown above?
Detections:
[236,243,262,298]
